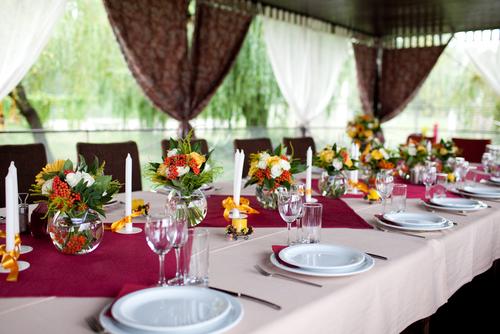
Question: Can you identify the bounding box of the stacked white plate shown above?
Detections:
[452,185,500,199]
[99,286,243,334]
[423,197,487,212]
[377,212,454,231]
[489,176,500,185]
[270,244,374,277]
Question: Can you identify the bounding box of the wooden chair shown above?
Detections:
[406,133,436,144]
[282,137,316,164]
[76,141,142,192]
[234,138,273,177]
[161,139,209,156]
[452,138,492,163]
[0,143,47,207]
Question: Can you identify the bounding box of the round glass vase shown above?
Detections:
[162,187,207,227]
[47,209,104,255]
[255,186,278,209]
[318,171,347,199]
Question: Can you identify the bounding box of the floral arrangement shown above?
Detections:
[146,134,222,197]
[432,139,460,173]
[349,180,381,202]
[313,144,357,175]
[399,140,429,169]
[360,143,399,174]
[31,158,120,218]
[347,114,382,147]
[245,145,305,191]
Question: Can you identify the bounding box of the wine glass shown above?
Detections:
[145,213,175,286]
[167,203,189,286]
[277,188,302,245]
[291,183,306,244]
[376,170,394,214]
[422,163,437,199]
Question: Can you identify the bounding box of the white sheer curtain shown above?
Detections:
[262,17,349,134]
[0,0,66,100]
[466,44,500,96]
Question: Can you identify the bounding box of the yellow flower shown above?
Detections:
[447,173,455,182]
[267,156,281,167]
[319,149,335,163]
[344,157,353,168]
[248,160,258,177]
[417,145,426,152]
[371,150,383,160]
[439,148,448,155]
[157,164,168,177]
[189,152,206,167]
[363,130,373,139]
[366,189,381,201]
[347,127,357,138]
[35,160,65,185]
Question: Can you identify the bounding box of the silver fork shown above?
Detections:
[254,264,322,287]
[85,316,108,334]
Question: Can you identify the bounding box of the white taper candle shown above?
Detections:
[5,171,15,251]
[9,162,19,235]
[125,153,132,232]
[306,147,312,202]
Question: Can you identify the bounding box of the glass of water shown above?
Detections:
[291,183,306,243]
[433,173,448,198]
[301,203,322,243]
[376,170,394,214]
[422,164,437,199]
[277,188,302,245]
[145,213,175,286]
[390,184,407,212]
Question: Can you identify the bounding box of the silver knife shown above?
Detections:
[209,287,281,310]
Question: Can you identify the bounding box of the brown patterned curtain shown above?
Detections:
[353,43,447,122]
[103,0,252,136]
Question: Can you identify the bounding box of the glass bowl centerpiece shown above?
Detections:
[359,143,399,184]
[314,144,357,198]
[398,140,430,182]
[31,158,120,255]
[146,134,222,227]
[244,145,305,209]
[346,114,383,150]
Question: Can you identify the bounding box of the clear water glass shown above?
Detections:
[433,173,448,198]
[145,214,175,286]
[167,204,189,286]
[481,153,492,173]
[184,228,210,287]
[291,183,305,243]
[301,203,322,243]
[376,170,394,214]
[390,184,407,213]
[453,158,469,187]
[422,165,437,199]
[277,189,302,245]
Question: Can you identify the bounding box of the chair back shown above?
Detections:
[406,133,436,144]
[0,143,47,207]
[452,138,492,163]
[234,138,273,177]
[76,141,142,192]
[282,137,316,164]
[161,139,209,156]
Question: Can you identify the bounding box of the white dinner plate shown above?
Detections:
[451,187,500,199]
[490,176,500,184]
[270,253,374,277]
[278,244,365,271]
[100,295,243,334]
[422,201,487,212]
[462,186,500,196]
[429,197,482,209]
[382,212,447,227]
[376,217,454,232]
[111,287,231,333]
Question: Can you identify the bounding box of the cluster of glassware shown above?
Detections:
[276,184,323,246]
[145,196,209,287]
[482,144,500,177]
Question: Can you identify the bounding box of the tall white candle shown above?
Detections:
[349,143,359,186]
[5,172,15,251]
[233,150,244,206]
[9,162,19,235]
[306,147,312,202]
[125,153,132,232]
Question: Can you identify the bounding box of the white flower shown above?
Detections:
[364,154,371,162]
[279,159,290,171]
[380,148,389,160]
[257,152,270,169]
[66,171,94,188]
[167,148,178,157]
[332,158,343,170]
[41,178,53,195]
[367,123,373,129]
[408,144,417,156]
[270,165,283,178]
[176,166,190,177]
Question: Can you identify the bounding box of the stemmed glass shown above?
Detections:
[291,183,306,244]
[167,202,189,286]
[422,163,437,199]
[376,170,394,214]
[145,213,175,286]
[277,187,303,245]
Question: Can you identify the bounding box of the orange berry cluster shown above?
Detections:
[62,235,87,254]
[164,154,189,180]
[50,176,81,209]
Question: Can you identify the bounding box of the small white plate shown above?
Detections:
[270,253,374,277]
[112,287,231,333]
[422,201,487,212]
[279,244,365,271]
[376,218,454,232]
[429,197,481,209]
[489,176,500,183]
[451,187,500,199]
[382,212,446,227]
[462,186,500,196]
[100,295,243,334]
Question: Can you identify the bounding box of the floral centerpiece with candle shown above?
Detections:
[360,143,399,184]
[31,158,120,254]
[244,145,305,209]
[146,133,222,227]
[313,144,358,198]
[398,140,429,180]
[432,139,460,176]
[347,114,383,149]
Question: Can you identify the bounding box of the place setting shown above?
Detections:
[451,184,500,200]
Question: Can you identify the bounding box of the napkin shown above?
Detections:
[271,245,299,268]
[105,284,148,318]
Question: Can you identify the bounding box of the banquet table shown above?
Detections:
[0,182,499,334]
